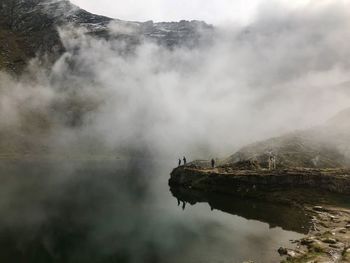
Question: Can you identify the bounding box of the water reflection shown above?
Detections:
[0,160,308,263]
[170,187,312,234]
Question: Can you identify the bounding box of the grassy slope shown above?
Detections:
[223,109,350,169]
[225,130,348,169]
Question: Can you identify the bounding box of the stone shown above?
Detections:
[313,206,327,212]
[329,244,341,249]
[301,238,315,245]
[278,247,288,255]
[339,228,347,234]
[321,238,337,244]
[287,250,297,258]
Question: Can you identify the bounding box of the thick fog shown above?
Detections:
[1,2,350,161]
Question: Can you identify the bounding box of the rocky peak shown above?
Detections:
[0,0,214,73]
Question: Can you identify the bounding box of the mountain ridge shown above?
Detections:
[0,0,213,73]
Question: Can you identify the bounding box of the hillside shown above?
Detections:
[0,0,213,73]
[223,108,350,169]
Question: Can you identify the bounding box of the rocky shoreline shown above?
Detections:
[279,205,350,262]
[169,166,350,262]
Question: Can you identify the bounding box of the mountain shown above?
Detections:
[0,0,214,157]
[222,109,350,169]
[0,0,213,73]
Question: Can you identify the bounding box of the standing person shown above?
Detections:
[272,156,277,169]
[211,158,215,168]
[183,156,187,165]
[178,158,181,167]
[268,156,272,170]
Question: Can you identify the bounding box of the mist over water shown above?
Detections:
[1,2,350,262]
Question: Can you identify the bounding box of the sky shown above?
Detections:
[69,0,321,25]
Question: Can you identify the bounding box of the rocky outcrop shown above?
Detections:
[169,167,350,196]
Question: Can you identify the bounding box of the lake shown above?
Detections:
[0,159,308,263]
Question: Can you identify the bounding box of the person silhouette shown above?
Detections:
[211,158,215,168]
[268,156,273,170]
[272,156,277,169]
[178,158,181,166]
[183,156,187,165]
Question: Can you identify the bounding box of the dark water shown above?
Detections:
[0,159,308,263]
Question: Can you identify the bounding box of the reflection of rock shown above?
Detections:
[170,187,311,234]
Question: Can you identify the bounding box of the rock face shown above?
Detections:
[0,0,213,73]
[169,167,350,196]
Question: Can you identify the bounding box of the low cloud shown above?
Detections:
[1,2,350,160]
